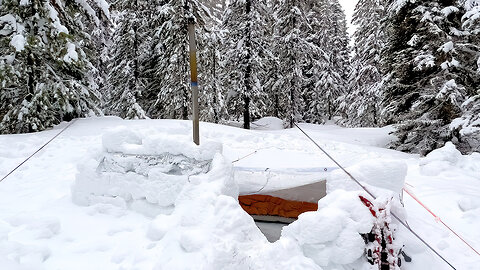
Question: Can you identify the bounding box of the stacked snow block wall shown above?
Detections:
[72,127,226,217]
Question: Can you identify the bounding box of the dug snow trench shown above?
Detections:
[1,117,479,270]
[72,124,406,269]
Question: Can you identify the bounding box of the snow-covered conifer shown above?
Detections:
[328,0,351,89]
[450,0,480,152]
[451,94,480,153]
[106,0,149,119]
[339,0,386,127]
[272,0,313,127]
[303,0,350,123]
[0,0,103,133]
[220,0,271,129]
[380,0,470,154]
[199,27,225,123]
[146,0,212,120]
[204,0,226,21]
[83,0,112,103]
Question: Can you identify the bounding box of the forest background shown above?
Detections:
[0,0,479,155]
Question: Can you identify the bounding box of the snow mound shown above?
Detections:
[281,190,375,268]
[72,126,224,216]
[458,196,480,212]
[0,217,53,268]
[327,158,408,195]
[251,117,284,130]
[146,178,375,269]
[420,142,480,177]
[144,157,266,269]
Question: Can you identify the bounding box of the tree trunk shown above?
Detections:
[26,52,35,102]
[274,93,279,118]
[26,2,38,102]
[328,100,332,120]
[212,42,219,123]
[182,17,189,121]
[290,84,295,128]
[244,96,250,129]
[243,0,252,129]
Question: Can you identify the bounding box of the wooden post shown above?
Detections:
[188,17,200,145]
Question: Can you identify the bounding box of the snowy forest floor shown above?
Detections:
[0,117,479,269]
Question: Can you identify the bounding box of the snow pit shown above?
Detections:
[72,126,383,269]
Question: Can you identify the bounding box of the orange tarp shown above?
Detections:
[239,194,318,219]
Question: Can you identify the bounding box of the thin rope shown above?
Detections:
[231,150,259,164]
[252,168,271,194]
[403,187,480,257]
[0,119,77,183]
[293,122,457,270]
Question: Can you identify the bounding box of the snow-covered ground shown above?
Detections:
[0,117,479,269]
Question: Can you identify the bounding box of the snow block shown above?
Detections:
[327,158,407,196]
[72,126,225,216]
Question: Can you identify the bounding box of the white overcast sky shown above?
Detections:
[339,0,357,36]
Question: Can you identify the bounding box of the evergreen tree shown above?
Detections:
[339,0,386,127]
[451,94,480,152]
[199,6,225,124]
[379,0,472,154]
[84,0,112,106]
[204,0,226,21]
[304,0,350,123]
[450,0,480,152]
[220,0,271,129]
[146,0,212,120]
[273,0,312,127]
[106,0,149,119]
[199,27,225,123]
[328,0,351,92]
[0,0,103,133]
[261,0,283,120]
[302,0,330,124]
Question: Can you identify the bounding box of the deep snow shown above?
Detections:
[0,117,479,269]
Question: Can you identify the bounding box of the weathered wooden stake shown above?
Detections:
[188,17,200,145]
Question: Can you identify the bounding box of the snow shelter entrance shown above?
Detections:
[238,180,327,242]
